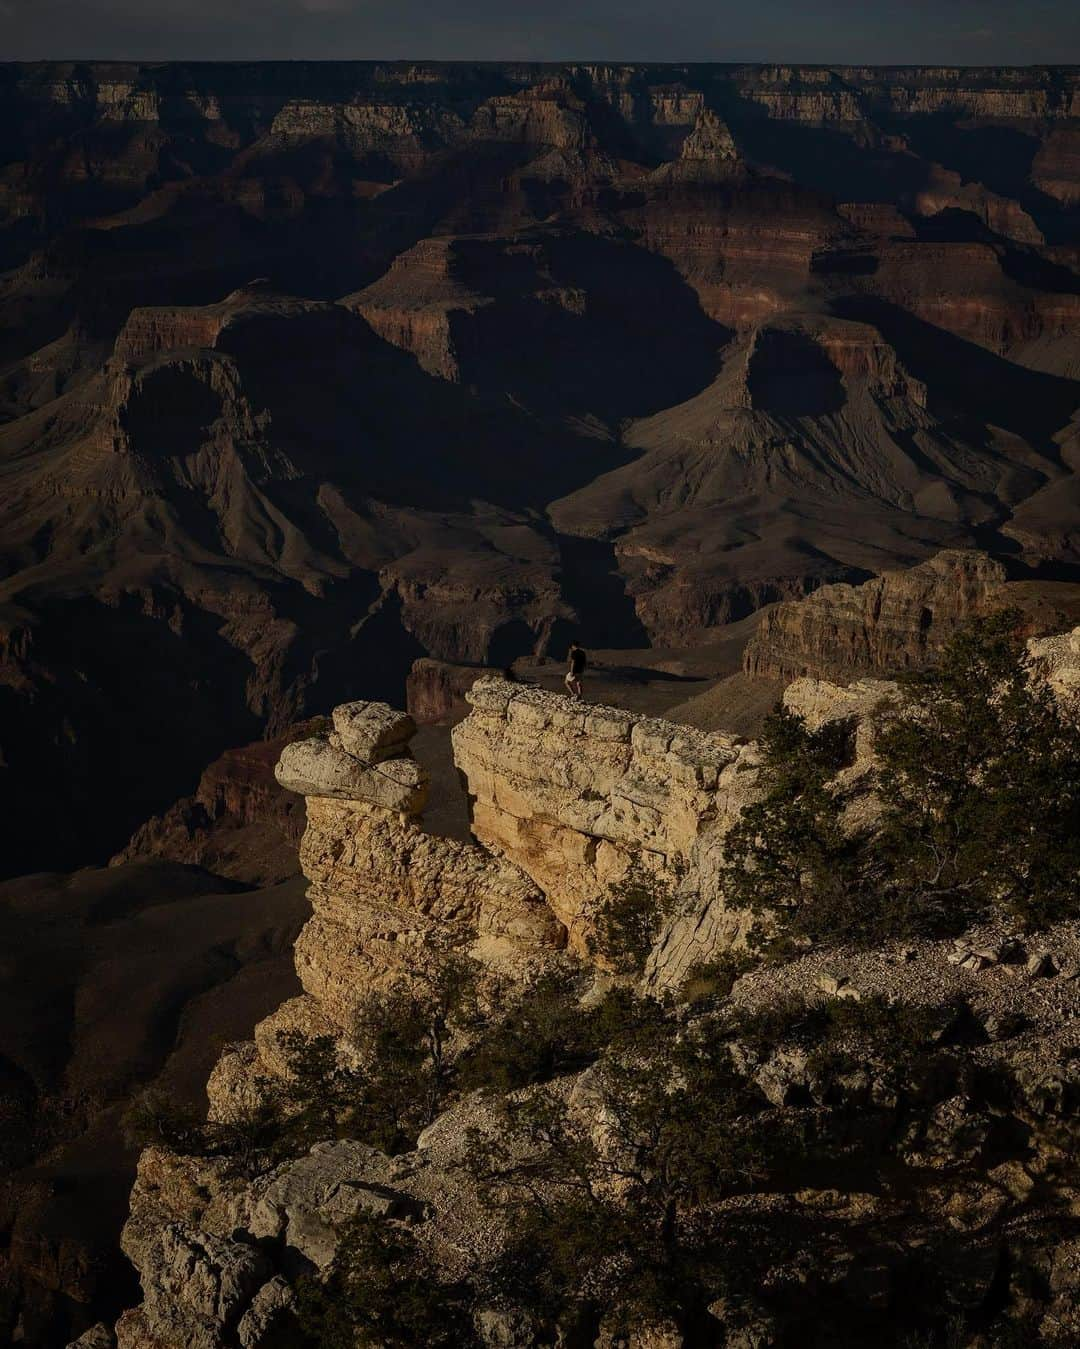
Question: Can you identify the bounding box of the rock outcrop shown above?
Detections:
[1028,625,1080,702]
[203,700,565,1126]
[108,687,766,1347]
[406,656,483,724]
[104,620,1080,1346]
[743,549,1011,680]
[744,547,1013,679]
[452,679,759,977]
[743,550,1080,682]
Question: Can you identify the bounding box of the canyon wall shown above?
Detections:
[743,549,1080,681]
[743,549,1011,680]
[111,683,765,1348]
[4,61,1080,877]
[452,679,759,982]
[205,679,762,1135]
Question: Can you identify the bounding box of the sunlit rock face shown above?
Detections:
[743,550,1011,681]
[109,620,1080,1346]
[452,679,756,968]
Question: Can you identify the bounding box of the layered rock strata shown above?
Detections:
[106,626,1080,1347]
[203,701,565,1126]
[110,687,765,1348]
[743,549,1010,680]
[452,679,760,980]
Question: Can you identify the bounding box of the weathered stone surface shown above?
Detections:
[473,1304,542,1348]
[743,550,1009,681]
[66,1325,115,1349]
[782,676,899,733]
[120,1219,270,1349]
[1028,625,1080,704]
[251,994,343,1078]
[274,736,429,813]
[236,1277,295,1348]
[453,680,746,953]
[330,700,416,763]
[115,1308,171,1349]
[407,657,483,723]
[113,641,1080,1345]
[246,1142,413,1269]
[205,1040,277,1125]
[287,796,565,1027]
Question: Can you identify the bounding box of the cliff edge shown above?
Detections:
[103,626,1080,1348]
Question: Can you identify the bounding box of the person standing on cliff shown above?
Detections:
[565,642,587,699]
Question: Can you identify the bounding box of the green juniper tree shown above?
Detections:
[275,955,481,1155]
[590,869,675,975]
[723,611,1080,948]
[464,1000,779,1336]
[294,1213,476,1349]
[873,610,1080,929]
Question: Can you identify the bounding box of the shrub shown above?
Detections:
[121,1087,206,1154]
[121,1085,286,1176]
[723,612,1080,947]
[720,706,869,951]
[466,1001,780,1333]
[273,957,482,1155]
[458,977,671,1098]
[591,870,674,974]
[294,1213,475,1348]
[679,950,755,1004]
[457,973,600,1094]
[874,610,1080,930]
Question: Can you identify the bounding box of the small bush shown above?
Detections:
[679,950,755,1004]
[121,1088,208,1154]
[457,974,598,1094]
[458,979,669,1095]
[294,1213,476,1348]
[591,870,674,974]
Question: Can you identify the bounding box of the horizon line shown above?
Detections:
[4,57,1080,71]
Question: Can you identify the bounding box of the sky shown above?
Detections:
[2,0,1079,66]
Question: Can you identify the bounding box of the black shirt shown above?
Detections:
[570,647,586,676]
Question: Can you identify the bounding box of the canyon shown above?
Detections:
[1,59,1080,1345]
[2,61,1080,877]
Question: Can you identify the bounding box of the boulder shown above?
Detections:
[1028,625,1080,705]
[331,700,417,763]
[236,1277,296,1348]
[120,1220,271,1349]
[247,1141,417,1270]
[275,736,429,813]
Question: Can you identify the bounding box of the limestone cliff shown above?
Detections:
[106,683,764,1347]
[452,679,760,984]
[743,550,1011,680]
[743,550,1080,682]
[103,626,1080,1348]
[203,699,566,1123]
